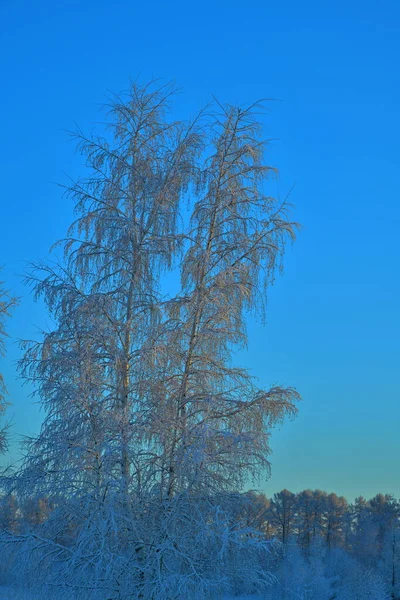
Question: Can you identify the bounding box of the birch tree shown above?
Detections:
[152,103,299,500]
[61,81,204,505]
[18,275,113,503]
[4,82,300,599]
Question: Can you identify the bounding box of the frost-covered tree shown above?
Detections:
[60,81,203,506]
[5,82,205,597]
[151,102,299,500]
[3,82,299,599]
[335,564,390,600]
[271,537,333,600]
[325,547,390,600]
[0,274,18,454]
[369,494,399,555]
[349,495,399,567]
[379,528,400,599]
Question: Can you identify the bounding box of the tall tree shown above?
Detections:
[369,494,399,555]
[296,490,314,549]
[154,102,299,499]
[62,81,203,504]
[6,82,299,599]
[323,492,348,549]
[269,489,297,544]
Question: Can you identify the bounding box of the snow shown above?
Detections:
[0,589,260,600]
[0,588,35,600]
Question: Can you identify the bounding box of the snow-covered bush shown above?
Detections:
[269,537,333,600]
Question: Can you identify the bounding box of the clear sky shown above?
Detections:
[1,0,399,502]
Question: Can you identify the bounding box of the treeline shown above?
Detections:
[1,489,400,598]
[2,488,399,560]
[0,494,52,531]
[237,489,400,599]
[246,489,399,557]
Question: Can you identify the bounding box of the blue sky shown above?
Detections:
[1,0,399,502]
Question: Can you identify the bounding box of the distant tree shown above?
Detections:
[349,495,398,566]
[0,494,18,532]
[20,496,53,529]
[350,495,371,555]
[296,490,335,549]
[269,489,297,544]
[369,494,399,554]
[296,490,314,549]
[323,492,348,549]
[239,491,271,536]
[310,489,326,539]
